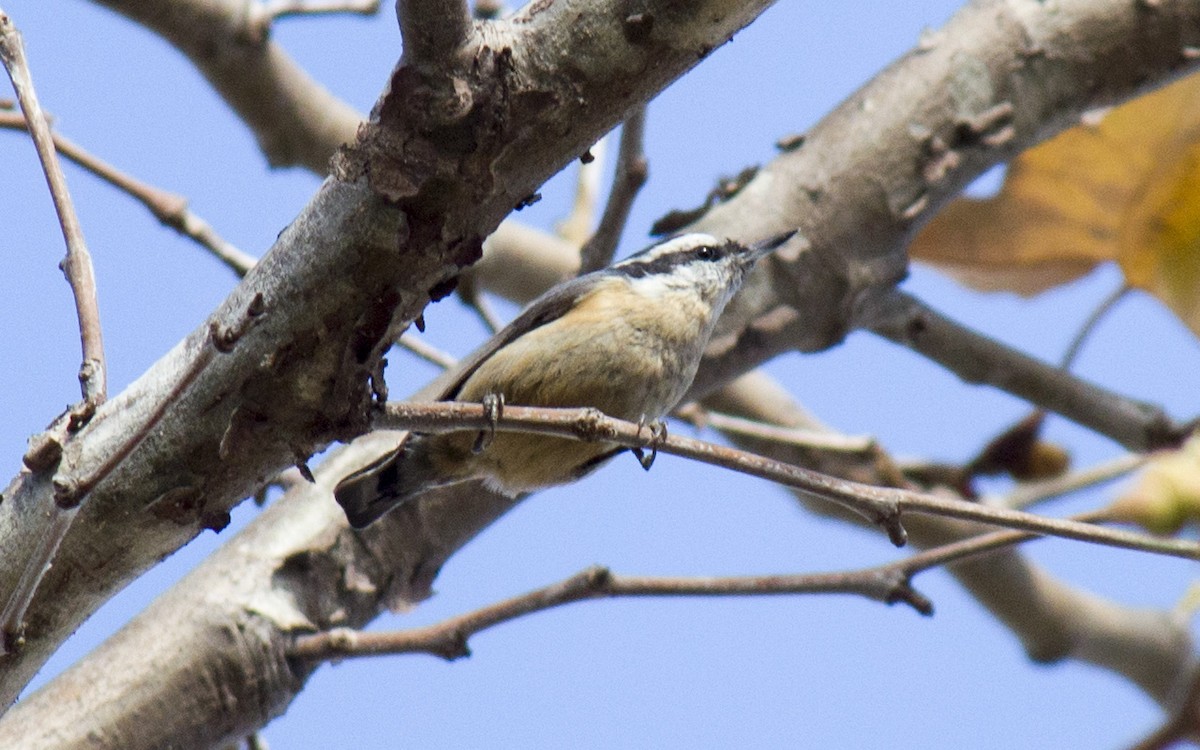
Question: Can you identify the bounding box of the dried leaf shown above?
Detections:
[911,73,1200,334]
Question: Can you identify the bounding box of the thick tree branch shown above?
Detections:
[864,289,1188,452]
[396,0,472,69]
[90,0,363,171]
[0,0,776,711]
[680,0,1200,427]
[8,1,1200,743]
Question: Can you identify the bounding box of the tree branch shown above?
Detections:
[0,110,255,276]
[8,0,1200,742]
[863,289,1188,453]
[0,10,109,653]
[396,0,471,69]
[290,512,1141,664]
[91,0,363,171]
[252,0,380,30]
[372,401,1200,560]
[288,562,933,663]
[0,0,777,710]
[706,375,1196,705]
[0,12,106,410]
[678,0,1200,433]
[579,106,648,273]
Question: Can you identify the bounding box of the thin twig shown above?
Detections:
[1061,282,1131,370]
[373,401,1200,560]
[258,0,379,24]
[0,11,106,410]
[455,276,504,334]
[864,289,1188,453]
[396,0,472,68]
[678,404,876,453]
[291,514,1103,664]
[397,333,458,370]
[0,111,256,277]
[996,452,1147,511]
[557,137,606,246]
[579,106,648,273]
[289,563,932,663]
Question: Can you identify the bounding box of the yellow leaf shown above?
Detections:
[1107,438,1200,536]
[911,73,1200,334]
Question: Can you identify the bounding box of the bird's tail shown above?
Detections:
[334,437,441,528]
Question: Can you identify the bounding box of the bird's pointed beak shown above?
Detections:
[749,230,797,257]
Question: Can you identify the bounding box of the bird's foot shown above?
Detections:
[631,415,667,471]
[473,392,505,454]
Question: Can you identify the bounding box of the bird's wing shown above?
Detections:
[427,273,603,401]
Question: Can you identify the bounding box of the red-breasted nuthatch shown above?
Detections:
[335,230,795,528]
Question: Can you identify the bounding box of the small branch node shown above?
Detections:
[211,294,266,353]
[51,475,81,510]
[294,458,316,484]
[573,408,615,442]
[878,506,908,547]
[22,432,63,474]
[880,572,933,615]
[434,631,471,661]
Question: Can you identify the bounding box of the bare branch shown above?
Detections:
[579,106,648,273]
[374,400,1200,560]
[1126,668,1200,750]
[864,289,1189,453]
[0,11,106,409]
[254,0,380,28]
[676,403,877,454]
[0,111,256,277]
[0,0,778,708]
[1061,281,1132,369]
[290,564,934,664]
[397,333,458,370]
[291,510,1117,664]
[0,11,109,649]
[556,137,606,245]
[996,452,1148,511]
[397,0,471,69]
[455,275,504,334]
[1,327,225,654]
[92,0,363,171]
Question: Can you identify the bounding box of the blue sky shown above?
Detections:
[2,1,1198,747]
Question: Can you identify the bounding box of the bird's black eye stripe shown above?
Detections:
[611,238,729,278]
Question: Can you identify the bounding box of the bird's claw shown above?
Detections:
[473,393,505,454]
[632,416,667,471]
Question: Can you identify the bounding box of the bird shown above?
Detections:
[335,230,795,528]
